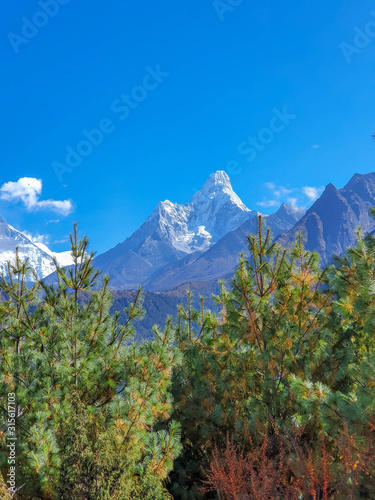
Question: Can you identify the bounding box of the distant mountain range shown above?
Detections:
[2,171,375,297]
[0,217,72,280]
[277,172,375,264]
[94,171,375,293]
[94,171,256,288]
[94,171,305,291]
[143,202,305,292]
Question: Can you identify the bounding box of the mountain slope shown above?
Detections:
[277,172,375,264]
[0,217,56,279]
[94,171,257,289]
[145,203,306,292]
[0,217,73,280]
[34,242,73,268]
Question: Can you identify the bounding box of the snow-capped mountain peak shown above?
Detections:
[190,171,253,242]
[198,170,232,192]
[192,170,249,211]
[152,171,256,252]
[0,218,72,280]
[94,171,259,287]
[34,242,74,268]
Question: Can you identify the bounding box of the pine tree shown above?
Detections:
[0,224,182,499]
[0,250,46,496]
[170,215,375,498]
[170,217,335,497]
[0,470,12,500]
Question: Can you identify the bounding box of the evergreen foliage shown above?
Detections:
[169,217,375,498]
[0,470,12,499]
[0,224,180,499]
[1,217,375,498]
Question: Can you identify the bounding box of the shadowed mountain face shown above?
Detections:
[94,171,305,290]
[46,172,375,296]
[94,171,257,289]
[144,203,305,292]
[277,173,375,265]
[41,171,375,338]
[0,217,72,280]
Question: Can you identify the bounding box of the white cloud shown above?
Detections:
[0,177,41,207]
[0,177,72,215]
[265,182,292,198]
[258,181,323,211]
[302,186,324,202]
[276,186,292,197]
[23,231,49,245]
[37,199,72,214]
[258,182,294,208]
[265,182,276,191]
[311,144,319,149]
[257,199,280,207]
[287,197,299,208]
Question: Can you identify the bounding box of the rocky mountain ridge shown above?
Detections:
[94,171,304,289]
[0,217,72,280]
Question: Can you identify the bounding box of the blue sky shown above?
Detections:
[1,0,375,253]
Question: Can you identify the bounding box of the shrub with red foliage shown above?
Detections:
[203,426,375,499]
